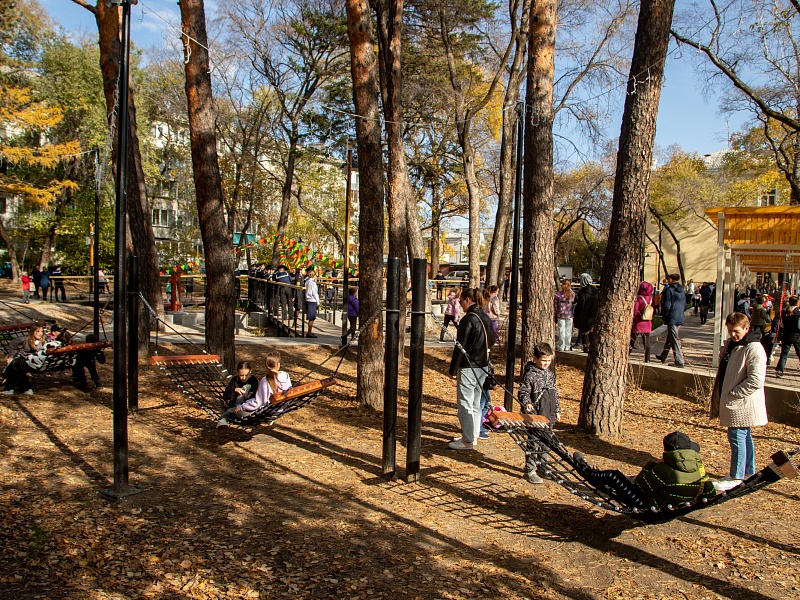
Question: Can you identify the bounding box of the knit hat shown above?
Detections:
[663,431,700,453]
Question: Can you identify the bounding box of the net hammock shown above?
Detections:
[141,296,382,425]
[150,353,336,425]
[488,410,799,524]
[0,323,43,356]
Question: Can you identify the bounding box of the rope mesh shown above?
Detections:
[0,323,40,356]
[492,412,798,523]
[151,356,231,418]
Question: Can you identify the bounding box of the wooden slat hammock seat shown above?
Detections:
[33,341,112,372]
[150,354,337,425]
[0,323,43,356]
[488,409,799,524]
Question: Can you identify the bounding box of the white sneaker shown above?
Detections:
[448,439,475,450]
[216,418,229,428]
[23,389,33,396]
[1,389,14,396]
[713,476,743,492]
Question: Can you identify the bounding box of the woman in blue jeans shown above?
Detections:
[710,312,768,492]
[447,287,495,450]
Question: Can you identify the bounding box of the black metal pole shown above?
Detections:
[341,143,353,346]
[382,257,401,478]
[406,257,426,482]
[93,147,101,339]
[504,103,524,411]
[128,255,138,413]
[103,0,135,499]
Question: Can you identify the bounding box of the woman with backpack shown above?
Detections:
[630,281,655,362]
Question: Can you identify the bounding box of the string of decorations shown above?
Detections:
[160,234,355,276]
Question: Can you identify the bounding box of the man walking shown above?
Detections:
[656,273,686,367]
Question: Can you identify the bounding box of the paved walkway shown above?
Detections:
[596,310,800,389]
[9,294,797,389]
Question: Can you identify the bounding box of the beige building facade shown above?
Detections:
[643,216,718,286]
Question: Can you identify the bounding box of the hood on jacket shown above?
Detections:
[662,448,704,473]
[579,273,593,287]
[670,283,685,294]
[637,281,654,297]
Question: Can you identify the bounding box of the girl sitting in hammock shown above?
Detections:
[222,360,259,409]
[2,324,45,396]
[217,351,291,427]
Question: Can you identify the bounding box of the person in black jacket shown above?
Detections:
[775,296,800,377]
[222,361,259,408]
[272,265,294,322]
[32,266,41,299]
[656,273,686,367]
[71,333,106,390]
[572,273,598,352]
[448,287,495,450]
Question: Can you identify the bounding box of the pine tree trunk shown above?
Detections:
[346,0,385,409]
[179,0,236,371]
[0,218,20,283]
[579,0,676,437]
[521,0,557,365]
[377,0,409,353]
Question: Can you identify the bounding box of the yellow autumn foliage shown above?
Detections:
[0,80,80,203]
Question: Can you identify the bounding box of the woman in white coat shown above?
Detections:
[710,312,768,492]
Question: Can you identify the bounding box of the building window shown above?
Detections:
[152,209,175,227]
[759,188,778,206]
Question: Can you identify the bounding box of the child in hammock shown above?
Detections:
[222,360,259,408]
[217,351,291,427]
[572,431,717,509]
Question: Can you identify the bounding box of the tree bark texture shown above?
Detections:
[579,0,676,437]
[377,0,410,352]
[484,0,530,289]
[93,0,164,357]
[0,218,19,282]
[346,0,385,409]
[179,0,236,371]
[521,0,556,366]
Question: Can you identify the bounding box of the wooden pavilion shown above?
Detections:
[705,206,800,366]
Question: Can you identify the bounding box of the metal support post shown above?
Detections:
[341,141,354,346]
[504,103,524,410]
[102,0,141,500]
[406,258,426,481]
[128,255,139,413]
[93,147,101,338]
[382,257,401,478]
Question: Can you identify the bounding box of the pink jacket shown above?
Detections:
[631,282,654,334]
[241,371,292,412]
[445,291,461,319]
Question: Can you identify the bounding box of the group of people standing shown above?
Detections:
[254,264,360,340]
[443,271,769,501]
[19,265,68,304]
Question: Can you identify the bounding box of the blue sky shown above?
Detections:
[44,0,751,158]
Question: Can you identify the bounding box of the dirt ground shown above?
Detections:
[0,297,798,599]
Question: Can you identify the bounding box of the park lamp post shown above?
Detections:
[102,0,142,500]
[341,140,358,346]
